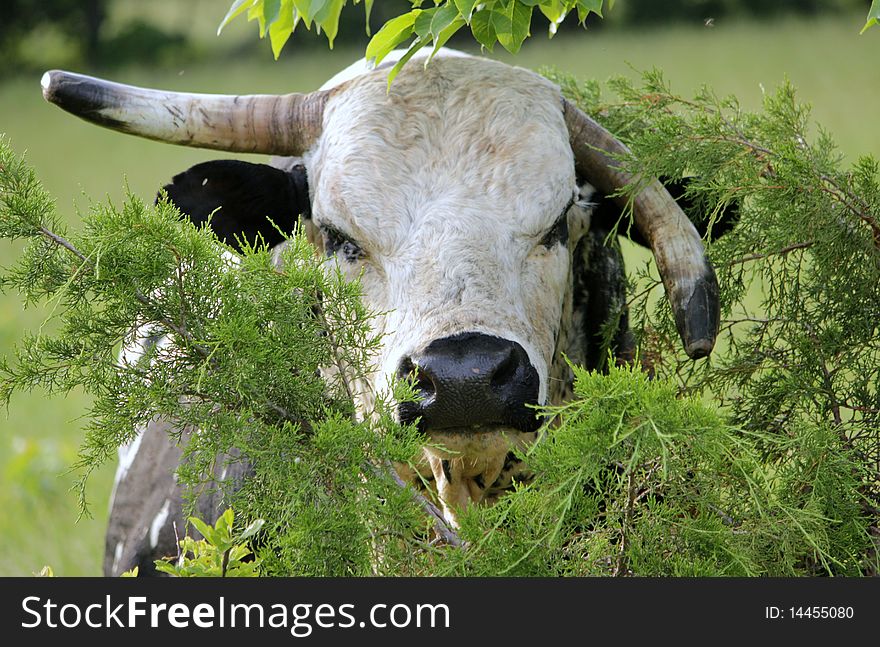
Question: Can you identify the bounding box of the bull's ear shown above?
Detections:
[157,160,310,252]
[591,176,740,248]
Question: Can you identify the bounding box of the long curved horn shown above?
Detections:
[41,70,334,156]
[563,99,719,359]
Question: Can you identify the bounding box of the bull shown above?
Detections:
[41,50,726,575]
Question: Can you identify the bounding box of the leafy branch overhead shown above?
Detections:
[863,0,880,33]
[220,1,614,82]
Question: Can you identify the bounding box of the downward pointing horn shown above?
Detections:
[40,70,333,156]
[563,99,720,359]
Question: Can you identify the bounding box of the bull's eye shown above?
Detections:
[321,225,364,262]
[540,212,569,248]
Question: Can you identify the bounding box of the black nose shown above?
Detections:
[396,333,541,434]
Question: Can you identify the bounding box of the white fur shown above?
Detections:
[296,52,587,519]
[318,48,470,90]
[309,54,575,399]
[113,425,144,485]
[112,541,124,574]
[149,499,171,549]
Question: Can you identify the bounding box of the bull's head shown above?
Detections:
[42,52,719,525]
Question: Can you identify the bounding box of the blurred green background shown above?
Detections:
[0,0,878,575]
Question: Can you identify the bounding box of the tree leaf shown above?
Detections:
[239,518,266,540]
[300,0,329,24]
[366,10,420,65]
[314,0,345,48]
[247,1,266,36]
[539,0,569,35]
[213,509,235,548]
[539,0,566,23]
[453,0,479,23]
[386,38,427,89]
[470,8,497,51]
[413,7,437,40]
[364,0,374,35]
[189,516,217,545]
[429,2,461,41]
[154,561,177,576]
[218,0,258,36]
[427,16,466,63]
[269,0,296,59]
[218,507,235,533]
[576,0,605,23]
[862,0,880,34]
[292,0,315,28]
[262,0,282,37]
[495,1,533,54]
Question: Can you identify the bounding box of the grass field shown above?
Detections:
[1,8,878,576]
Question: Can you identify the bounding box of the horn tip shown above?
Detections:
[677,271,720,360]
[41,70,69,103]
[40,71,54,100]
[684,338,714,360]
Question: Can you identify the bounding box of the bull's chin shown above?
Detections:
[421,426,531,527]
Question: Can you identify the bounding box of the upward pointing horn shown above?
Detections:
[41,70,336,156]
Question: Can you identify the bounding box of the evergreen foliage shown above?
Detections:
[445,363,874,576]
[549,68,880,573]
[0,65,877,575]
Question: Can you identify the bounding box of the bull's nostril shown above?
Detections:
[398,357,436,399]
[490,348,519,390]
[398,356,415,378]
[414,370,435,398]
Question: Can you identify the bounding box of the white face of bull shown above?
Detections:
[299,57,588,519]
[42,50,720,536]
